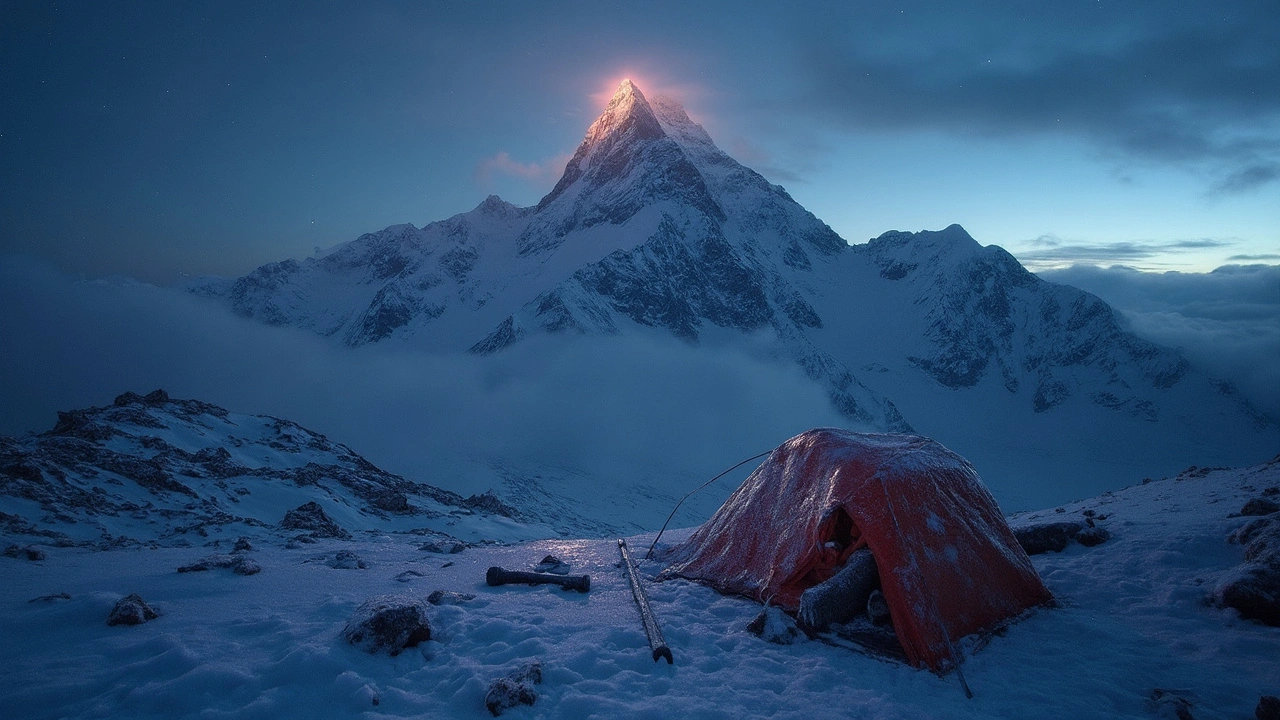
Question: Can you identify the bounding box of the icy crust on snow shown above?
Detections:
[2,458,1278,719]
[0,391,548,548]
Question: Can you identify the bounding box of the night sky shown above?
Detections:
[2,0,1278,283]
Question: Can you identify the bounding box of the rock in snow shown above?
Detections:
[484,661,543,716]
[177,554,262,576]
[327,550,368,570]
[342,596,432,656]
[1013,521,1085,555]
[281,502,350,540]
[426,590,475,605]
[3,544,46,561]
[107,593,159,626]
[746,605,804,645]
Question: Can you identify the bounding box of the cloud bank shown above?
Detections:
[0,255,843,527]
[1039,262,1280,418]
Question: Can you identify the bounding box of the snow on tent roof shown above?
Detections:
[662,428,1053,672]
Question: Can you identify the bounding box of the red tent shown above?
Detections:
[663,429,1052,671]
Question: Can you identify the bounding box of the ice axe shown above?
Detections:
[486,566,590,593]
[618,538,673,664]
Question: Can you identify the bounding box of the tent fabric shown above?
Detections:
[663,428,1052,671]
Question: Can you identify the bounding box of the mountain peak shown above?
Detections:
[535,79,669,210]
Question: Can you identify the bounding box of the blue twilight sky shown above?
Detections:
[1,0,1278,283]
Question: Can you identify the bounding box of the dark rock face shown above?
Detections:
[342,596,432,656]
[1013,521,1085,555]
[484,661,543,716]
[281,501,350,540]
[107,593,159,626]
[1257,695,1280,720]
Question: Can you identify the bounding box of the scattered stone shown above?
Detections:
[28,592,71,603]
[747,604,804,645]
[533,555,570,574]
[281,501,350,540]
[427,590,476,605]
[1149,688,1196,720]
[232,537,253,553]
[395,570,426,582]
[1258,695,1280,720]
[1241,498,1280,517]
[1013,521,1085,555]
[3,544,47,561]
[342,596,432,656]
[1075,526,1112,547]
[107,593,159,626]
[177,553,262,575]
[327,550,368,570]
[484,661,543,716]
[419,540,465,554]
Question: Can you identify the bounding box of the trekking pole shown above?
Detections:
[618,539,673,664]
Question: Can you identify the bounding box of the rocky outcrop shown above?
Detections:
[281,501,350,539]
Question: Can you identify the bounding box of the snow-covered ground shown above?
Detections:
[2,458,1277,719]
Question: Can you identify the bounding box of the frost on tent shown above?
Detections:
[662,428,1053,672]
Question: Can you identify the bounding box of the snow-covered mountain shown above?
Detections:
[192,80,1276,508]
[0,390,546,548]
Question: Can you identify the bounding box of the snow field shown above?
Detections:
[2,460,1278,719]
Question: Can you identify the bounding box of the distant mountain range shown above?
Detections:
[190,80,1276,510]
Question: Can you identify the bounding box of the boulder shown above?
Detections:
[484,661,542,716]
[1013,521,1084,555]
[281,501,350,539]
[342,596,432,656]
[107,593,159,626]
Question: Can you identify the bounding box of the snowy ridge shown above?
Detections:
[0,390,547,548]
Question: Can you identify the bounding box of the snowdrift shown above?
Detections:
[663,428,1053,670]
